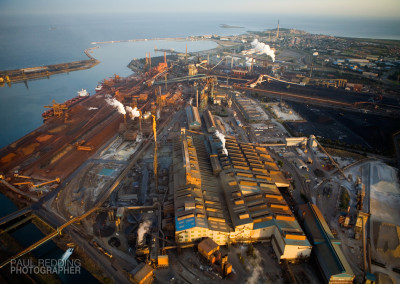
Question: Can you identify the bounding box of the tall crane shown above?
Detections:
[152,115,158,192]
[44,100,68,117]
[314,139,349,181]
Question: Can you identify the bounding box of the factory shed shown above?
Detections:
[299,203,355,284]
[186,106,201,130]
[203,110,217,133]
[198,237,220,258]
[285,137,307,147]
[130,263,154,284]
[293,158,308,170]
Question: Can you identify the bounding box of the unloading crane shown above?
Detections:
[44,100,68,117]
[13,178,60,188]
[35,178,60,188]
[13,174,52,182]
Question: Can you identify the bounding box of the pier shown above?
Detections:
[0,207,32,226]
[0,47,99,84]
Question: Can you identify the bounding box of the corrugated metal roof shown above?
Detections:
[299,203,354,282]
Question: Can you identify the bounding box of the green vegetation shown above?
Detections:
[277,160,284,167]
[339,188,350,210]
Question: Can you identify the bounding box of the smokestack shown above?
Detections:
[124,114,126,124]
[149,52,151,67]
[276,20,280,39]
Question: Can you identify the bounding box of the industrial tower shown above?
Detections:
[276,20,280,40]
[152,115,158,191]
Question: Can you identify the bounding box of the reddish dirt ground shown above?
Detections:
[0,94,122,181]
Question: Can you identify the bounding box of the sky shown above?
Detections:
[1,0,399,18]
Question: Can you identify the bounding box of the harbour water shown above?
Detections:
[1,13,399,148]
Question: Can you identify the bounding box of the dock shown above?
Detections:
[0,47,100,84]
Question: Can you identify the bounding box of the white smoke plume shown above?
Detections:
[88,107,98,110]
[126,106,140,120]
[251,39,275,62]
[215,130,228,156]
[142,111,152,120]
[245,248,264,284]
[245,57,254,67]
[137,219,151,246]
[105,98,126,115]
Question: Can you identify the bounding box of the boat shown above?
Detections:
[95,84,103,91]
[61,248,74,262]
[42,89,90,120]
[78,88,89,96]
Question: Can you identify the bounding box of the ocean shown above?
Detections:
[0,13,399,148]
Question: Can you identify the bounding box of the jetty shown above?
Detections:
[0,47,100,84]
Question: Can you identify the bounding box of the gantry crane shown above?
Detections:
[13,174,53,182]
[13,178,60,188]
[44,100,68,117]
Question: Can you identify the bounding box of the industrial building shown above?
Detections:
[203,110,217,133]
[171,130,311,262]
[298,203,355,284]
[293,158,308,170]
[185,106,201,131]
[232,94,269,122]
[285,137,308,147]
[130,263,154,284]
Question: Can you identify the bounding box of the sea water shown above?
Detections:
[1,13,399,148]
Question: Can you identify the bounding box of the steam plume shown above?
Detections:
[215,130,228,156]
[251,39,275,62]
[126,106,140,120]
[105,98,126,115]
[245,57,254,67]
[137,220,151,246]
[142,111,152,120]
[245,248,263,284]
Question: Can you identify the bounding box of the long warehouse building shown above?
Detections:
[171,130,311,262]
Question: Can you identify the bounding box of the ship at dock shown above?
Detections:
[42,89,90,121]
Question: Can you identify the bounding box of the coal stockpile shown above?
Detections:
[286,102,400,155]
